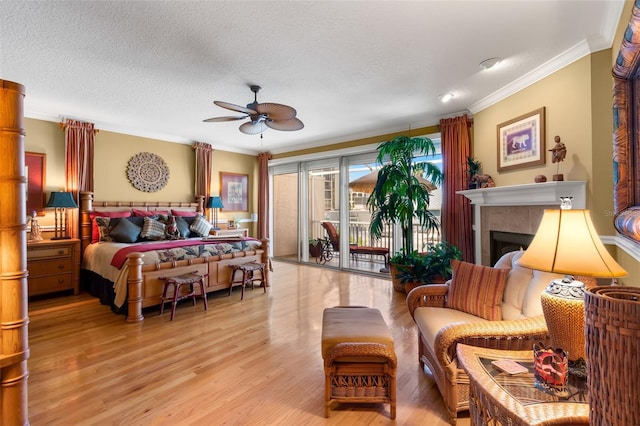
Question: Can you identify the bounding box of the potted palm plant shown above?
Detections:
[367,135,444,291]
[395,241,463,293]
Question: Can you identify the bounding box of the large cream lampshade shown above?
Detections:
[517,199,627,374]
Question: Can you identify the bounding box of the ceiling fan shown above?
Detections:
[203,85,304,135]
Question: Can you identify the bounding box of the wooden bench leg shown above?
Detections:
[160,281,172,316]
[170,283,181,321]
[189,283,197,307]
[199,278,208,311]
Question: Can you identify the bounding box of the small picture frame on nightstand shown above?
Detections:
[228,220,235,229]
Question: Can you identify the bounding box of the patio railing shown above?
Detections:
[311,220,441,252]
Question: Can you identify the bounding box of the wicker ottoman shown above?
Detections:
[321,307,397,419]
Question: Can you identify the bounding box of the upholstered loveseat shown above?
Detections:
[406,250,564,424]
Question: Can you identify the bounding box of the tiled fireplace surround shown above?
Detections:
[459,181,587,265]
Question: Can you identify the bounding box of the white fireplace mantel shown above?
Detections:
[457,181,586,208]
[457,181,587,263]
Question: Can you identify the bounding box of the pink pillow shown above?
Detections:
[446,259,509,321]
[171,209,198,217]
[132,208,169,217]
[90,210,132,243]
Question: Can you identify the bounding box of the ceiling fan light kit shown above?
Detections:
[204,85,303,135]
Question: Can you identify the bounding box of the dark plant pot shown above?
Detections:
[389,263,410,293]
[404,280,422,294]
[468,182,478,190]
[429,274,448,284]
[403,274,447,294]
[309,242,324,258]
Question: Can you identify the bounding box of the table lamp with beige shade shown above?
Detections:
[517,197,628,376]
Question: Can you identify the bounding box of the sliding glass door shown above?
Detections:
[271,164,299,262]
[269,135,442,275]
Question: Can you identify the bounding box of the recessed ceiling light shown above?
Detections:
[439,93,454,103]
[479,57,502,70]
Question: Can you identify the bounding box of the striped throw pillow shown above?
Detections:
[141,217,166,240]
[446,259,509,321]
[189,214,213,237]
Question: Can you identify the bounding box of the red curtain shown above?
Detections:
[193,142,213,201]
[440,115,474,262]
[258,152,271,240]
[63,119,96,238]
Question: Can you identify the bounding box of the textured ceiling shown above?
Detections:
[0,1,625,155]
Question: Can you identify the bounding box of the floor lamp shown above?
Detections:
[517,197,627,376]
[46,191,78,240]
[207,196,224,230]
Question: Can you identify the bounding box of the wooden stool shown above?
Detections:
[159,272,208,320]
[229,262,266,300]
[321,307,397,419]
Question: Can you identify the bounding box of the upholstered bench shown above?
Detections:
[321,306,397,419]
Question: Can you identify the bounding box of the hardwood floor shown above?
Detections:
[27,261,470,425]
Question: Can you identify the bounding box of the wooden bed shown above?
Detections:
[79,191,269,323]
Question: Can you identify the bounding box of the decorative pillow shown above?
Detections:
[132,208,169,217]
[90,210,132,243]
[189,214,212,237]
[140,217,166,241]
[125,216,145,229]
[446,259,509,321]
[175,216,192,238]
[110,217,142,243]
[94,217,113,242]
[172,209,198,217]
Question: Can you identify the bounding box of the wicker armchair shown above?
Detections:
[406,250,563,424]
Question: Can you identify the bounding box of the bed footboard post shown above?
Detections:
[126,253,145,323]
[261,238,270,286]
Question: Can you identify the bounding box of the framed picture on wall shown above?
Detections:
[220,172,248,212]
[497,107,546,172]
[25,152,46,216]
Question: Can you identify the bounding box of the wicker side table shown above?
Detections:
[457,344,589,426]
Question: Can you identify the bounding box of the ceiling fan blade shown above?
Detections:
[239,121,268,135]
[256,103,297,121]
[214,100,257,115]
[203,116,247,122]
[266,117,304,131]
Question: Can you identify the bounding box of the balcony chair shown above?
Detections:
[320,221,389,270]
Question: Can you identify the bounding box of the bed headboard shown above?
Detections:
[79,191,205,255]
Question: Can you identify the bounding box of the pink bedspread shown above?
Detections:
[110,238,253,268]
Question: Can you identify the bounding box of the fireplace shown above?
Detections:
[490,231,533,265]
[458,181,587,265]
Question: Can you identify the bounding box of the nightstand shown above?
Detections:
[26,239,80,296]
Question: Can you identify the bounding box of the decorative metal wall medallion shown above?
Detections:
[126,152,170,192]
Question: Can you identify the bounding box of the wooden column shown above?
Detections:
[0,79,30,424]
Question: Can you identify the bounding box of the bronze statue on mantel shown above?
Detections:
[549,135,567,181]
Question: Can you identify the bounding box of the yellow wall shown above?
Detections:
[473,56,595,201]
[23,118,258,234]
[471,2,639,286]
[271,125,440,160]
[94,131,194,202]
